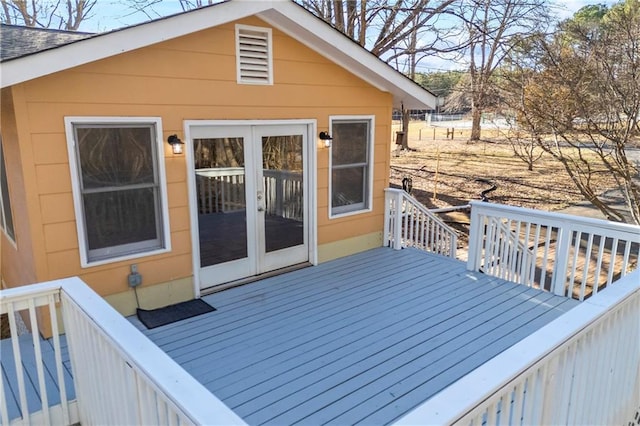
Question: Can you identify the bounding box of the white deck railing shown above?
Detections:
[0,278,246,426]
[395,268,640,426]
[196,168,246,214]
[196,168,303,220]
[468,201,640,300]
[0,282,77,426]
[384,188,458,258]
[263,169,303,220]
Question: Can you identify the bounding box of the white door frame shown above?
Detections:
[184,119,318,297]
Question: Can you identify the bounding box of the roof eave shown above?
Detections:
[0,0,437,110]
[0,0,263,88]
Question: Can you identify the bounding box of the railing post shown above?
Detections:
[392,190,404,250]
[467,202,483,271]
[383,190,391,247]
[551,222,572,296]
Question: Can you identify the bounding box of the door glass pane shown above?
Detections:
[262,134,304,253]
[194,137,247,267]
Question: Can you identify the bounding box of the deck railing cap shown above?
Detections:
[469,200,640,236]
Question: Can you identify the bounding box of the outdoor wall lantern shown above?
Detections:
[167,134,185,154]
[319,131,333,148]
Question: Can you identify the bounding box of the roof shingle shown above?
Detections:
[0,24,93,61]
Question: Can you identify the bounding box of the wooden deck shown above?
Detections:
[128,247,579,425]
[0,334,75,422]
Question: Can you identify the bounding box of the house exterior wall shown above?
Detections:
[0,87,39,288]
[4,16,393,314]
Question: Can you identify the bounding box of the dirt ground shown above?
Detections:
[388,121,613,242]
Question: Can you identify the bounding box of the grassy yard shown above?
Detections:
[389,121,616,239]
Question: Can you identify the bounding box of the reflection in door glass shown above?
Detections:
[262,135,304,253]
[194,138,247,267]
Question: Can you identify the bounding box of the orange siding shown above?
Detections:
[0,88,39,287]
[6,16,393,298]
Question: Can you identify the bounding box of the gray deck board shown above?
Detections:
[130,247,579,425]
[0,334,75,422]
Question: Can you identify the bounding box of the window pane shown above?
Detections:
[0,139,15,240]
[83,188,158,251]
[262,134,304,253]
[77,127,155,189]
[332,166,365,208]
[194,137,247,267]
[332,121,368,165]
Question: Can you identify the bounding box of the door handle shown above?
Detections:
[257,191,265,212]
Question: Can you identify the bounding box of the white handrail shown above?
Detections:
[0,278,247,426]
[1,281,77,426]
[395,269,640,426]
[195,167,244,178]
[468,201,640,300]
[384,188,458,258]
[60,277,246,425]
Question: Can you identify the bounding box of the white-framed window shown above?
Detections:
[235,24,273,85]
[65,117,171,267]
[0,135,16,243]
[329,115,375,217]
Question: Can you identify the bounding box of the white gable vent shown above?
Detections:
[236,24,273,85]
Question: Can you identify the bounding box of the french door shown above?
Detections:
[188,123,310,290]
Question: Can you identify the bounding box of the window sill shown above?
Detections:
[80,247,171,269]
[329,207,372,220]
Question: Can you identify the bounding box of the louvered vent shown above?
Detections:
[236,25,273,85]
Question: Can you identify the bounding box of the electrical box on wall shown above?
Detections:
[128,264,142,287]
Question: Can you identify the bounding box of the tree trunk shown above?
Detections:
[401,108,410,150]
[470,104,482,142]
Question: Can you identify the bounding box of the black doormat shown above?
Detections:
[137,299,216,329]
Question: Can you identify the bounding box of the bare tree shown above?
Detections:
[298,0,460,70]
[177,0,217,11]
[453,0,550,142]
[0,0,97,29]
[507,0,640,224]
[502,127,545,171]
[297,0,458,149]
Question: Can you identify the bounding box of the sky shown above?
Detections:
[556,0,617,17]
[80,0,620,33]
[77,0,620,72]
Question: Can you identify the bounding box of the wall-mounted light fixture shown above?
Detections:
[167,134,185,154]
[319,131,333,148]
